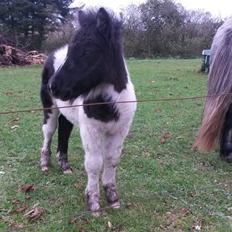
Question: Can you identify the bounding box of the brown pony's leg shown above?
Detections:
[220,104,232,163]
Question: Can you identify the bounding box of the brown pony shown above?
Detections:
[194,18,232,162]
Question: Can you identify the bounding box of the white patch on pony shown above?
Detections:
[40,109,59,169]
[41,109,59,152]
[53,45,68,72]
[54,78,136,199]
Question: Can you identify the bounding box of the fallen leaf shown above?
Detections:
[165,208,191,231]
[21,184,35,193]
[191,219,203,231]
[11,198,21,205]
[180,208,190,216]
[108,221,112,228]
[84,218,91,224]
[74,182,84,190]
[14,203,28,213]
[9,221,24,229]
[189,191,197,198]
[8,118,20,126]
[160,138,166,144]
[25,195,32,200]
[125,202,139,209]
[0,215,24,229]
[11,125,19,130]
[163,132,172,139]
[69,217,91,231]
[143,149,151,158]
[125,202,133,209]
[24,204,45,221]
[160,132,172,144]
[154,108,162,113]
[4,91,14,96]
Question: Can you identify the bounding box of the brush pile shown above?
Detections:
[0,44,47,66]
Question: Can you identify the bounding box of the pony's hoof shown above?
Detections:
[220,154,232,163]
[104,184,120,208]
[41,166,49,172]
[110,201,120,209]
[63,168,73,174]
[86,192,100,216]
[57,155,72,173]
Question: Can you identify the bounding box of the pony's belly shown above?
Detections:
[55,98,81,125]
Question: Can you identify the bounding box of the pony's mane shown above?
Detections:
[78,8,121,26]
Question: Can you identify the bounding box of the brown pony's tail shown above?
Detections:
[194,20,232,152]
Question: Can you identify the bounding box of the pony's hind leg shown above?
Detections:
[40,108,59,171]
[102,129,129,208]
[40,83,59,171]
[56,114,73,173]
[80,125,103,216]
[220,103,232,162]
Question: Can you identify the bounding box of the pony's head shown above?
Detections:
[50,7,126,101]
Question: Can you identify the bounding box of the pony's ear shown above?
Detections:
[78,10,86,27]
[96,8,111,34]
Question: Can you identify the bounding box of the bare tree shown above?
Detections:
[122,0,223,58]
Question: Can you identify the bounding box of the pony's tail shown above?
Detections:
[194,95,231,152]
[194,30,232,152]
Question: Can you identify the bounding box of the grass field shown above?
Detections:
[0,59,232,231]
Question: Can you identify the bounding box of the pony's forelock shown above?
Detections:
[76,7,122,31]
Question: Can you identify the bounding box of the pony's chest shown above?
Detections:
[82,94,120,123]
[82,83,136,124]
[55,82,136,126]
[55,98,81,125]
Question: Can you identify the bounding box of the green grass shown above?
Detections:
[0,59,232,231]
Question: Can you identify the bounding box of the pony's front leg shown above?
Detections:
[80,125,103,216]
[102,129,129,208]
[40,108,59,172]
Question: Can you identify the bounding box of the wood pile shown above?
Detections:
[25,50,47,65]
[0,44,47,66]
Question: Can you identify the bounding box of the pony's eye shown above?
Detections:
[75,49,84,58]
[80,50,90,58]
[81,51,87,57]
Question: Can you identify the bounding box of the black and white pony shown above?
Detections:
[195,18,232,162]
[40,8,136,215]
